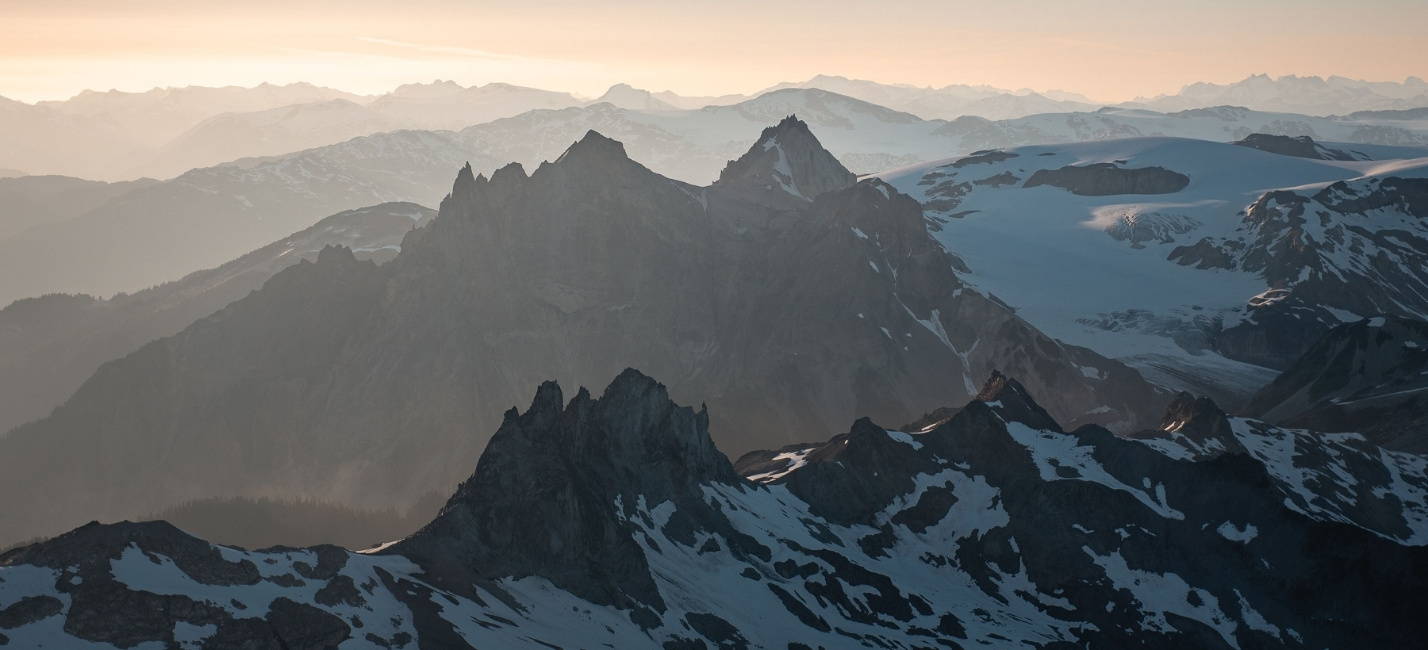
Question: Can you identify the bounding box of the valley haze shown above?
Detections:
[1,1,1426,648]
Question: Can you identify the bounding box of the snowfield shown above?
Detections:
[876,137,1428,402]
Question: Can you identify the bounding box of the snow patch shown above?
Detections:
[885,430,924,450]
[1216,522,1259,543]
[1005,421,1186,519]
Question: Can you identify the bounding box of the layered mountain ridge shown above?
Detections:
[7,86,1428,309]
[1,368,1423,648]
[0,202,434,435]
[0,117,1164,547]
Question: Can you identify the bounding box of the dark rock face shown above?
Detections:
[1,520,261,587]
[1231,133,1360,161]
[264,598,351,650]
[775,417,942,526]
[1128,392,1248,459]
[1247,316,1428,452]
[0,120,1165,545]
[716,115,857,205]
[898,405,960,433]
[392,369,761,615]
[949,149,1019,168]
[1023,162,1190,195]
[2,369,1426,648]
[972,370,1062,431]
[729,442,819,479]
[0,596,62,629]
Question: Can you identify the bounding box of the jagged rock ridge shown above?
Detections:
[2,369,1424,648]
[0,118,1164,547]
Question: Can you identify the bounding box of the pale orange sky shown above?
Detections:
[1,0,1424,103]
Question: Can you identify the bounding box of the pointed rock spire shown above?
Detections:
[553,130,632,167]
[716,115,856,202]
[1128,391,1246,458]
[974,371,1063,432]
[1159,392,1233,439]
[390,369,746,614]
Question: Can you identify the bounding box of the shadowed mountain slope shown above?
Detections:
[1247,316,1428,453]
[0,118,1163,546]
[0,202,433,435]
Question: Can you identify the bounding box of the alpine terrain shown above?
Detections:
[0,118,1165,547]
[1,71,1426,649]
[0,369,1423,648]
[875,135,1428,410]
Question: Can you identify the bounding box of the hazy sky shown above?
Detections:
[1,0,1424,103]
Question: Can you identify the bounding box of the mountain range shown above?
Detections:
[0,72,1426,648]
[0,368,1422,648]
[5,74,1428,182]
[0,131,472,306]
[6,86,1428,309]
[0,202,433,436]
[4,112,1428,546]
[1128,74,1428,116]
[0,118,1165,547]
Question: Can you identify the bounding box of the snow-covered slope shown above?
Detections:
[876,137,1428,408]
[2,370,1423,648]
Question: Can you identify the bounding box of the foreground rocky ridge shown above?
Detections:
[2,369,1424,649]
[0,117,1164,546]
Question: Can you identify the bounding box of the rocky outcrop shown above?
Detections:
[393,369,762,616]
[1127,392,1248,459]
[1023,162,1190,195]
[1231,133,1360,160]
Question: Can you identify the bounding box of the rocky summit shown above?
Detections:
[0,118,1165,547]
[2,369,1424,649]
